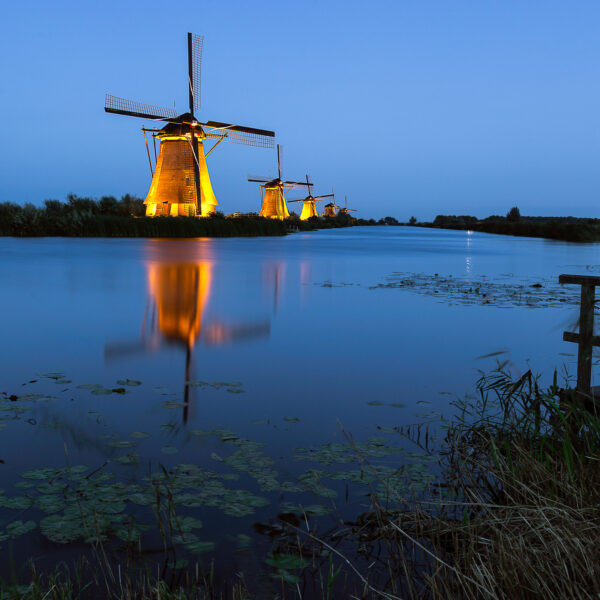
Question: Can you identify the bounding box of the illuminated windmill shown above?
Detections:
[247,145,310,219]
[105,33,275,217]
[287,176,334,220]
[338,195,357,216]
[322,200,341,218]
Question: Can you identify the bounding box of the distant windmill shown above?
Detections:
[105,33,275,218]
[338,195,357,216]
[287,177,335,220]
[322,198,341,218]
[247,145,310,219]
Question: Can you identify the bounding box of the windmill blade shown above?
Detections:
[248,174,275,183]
[277,145,283,180]
[105,94,177,121]
[188,33,204,114]
[283,180,312,188]
[202,121,275,148]
[305,174,314,196]
[286,199,305,203]
[314,194,335,200]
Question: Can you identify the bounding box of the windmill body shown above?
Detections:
[144,116,218,217]
[323,202,340,218]
[105,34,274,217]
[248,146,310,220]
[299,199,319,220]
[260,185,290,220]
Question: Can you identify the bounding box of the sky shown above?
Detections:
[1,0,599,220]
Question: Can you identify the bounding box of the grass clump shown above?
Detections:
[365,366,600,599]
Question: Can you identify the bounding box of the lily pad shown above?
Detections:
[116,379,141,387]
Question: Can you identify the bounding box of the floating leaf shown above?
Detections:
[283,417,299,423]
[130,431,150,439]
[185,540,215,553]
[162,400,187,409]
[116,379,141,387]
[115,453,138,465]
[236,533,252,548]
[6,520,36,537]
[107,440,136,449]
[161,446,178,455]
[91,388,113,396]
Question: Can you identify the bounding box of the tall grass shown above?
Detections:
[358,365,600,598]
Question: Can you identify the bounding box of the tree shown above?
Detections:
[507,206,521,222]
[409,216,417,225]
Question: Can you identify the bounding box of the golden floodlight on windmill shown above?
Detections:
[105,33,275,217]
[247,145,311,219]
[287,178,335,220]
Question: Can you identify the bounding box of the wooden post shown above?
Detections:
[559,274,600,394]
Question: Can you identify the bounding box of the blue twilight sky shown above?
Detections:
[1,0,599,220]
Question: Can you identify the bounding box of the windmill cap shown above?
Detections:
[159,113,199,134]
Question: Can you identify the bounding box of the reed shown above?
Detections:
[353,365,600,598]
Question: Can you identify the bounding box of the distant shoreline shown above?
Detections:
[409,215,600,243]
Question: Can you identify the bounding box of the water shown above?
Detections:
[0,226,598,588]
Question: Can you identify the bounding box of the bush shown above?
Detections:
[507,206,521,222]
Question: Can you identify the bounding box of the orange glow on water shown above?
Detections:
[147,261,212,348]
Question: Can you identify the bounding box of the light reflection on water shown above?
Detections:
[0,227,598,572]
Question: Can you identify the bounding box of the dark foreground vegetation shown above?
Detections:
[2,365,598,599]
[0,196,286,238]
[414,206,600,242]
[0,195,404,238]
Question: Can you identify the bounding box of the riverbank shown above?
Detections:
[414,214,600,242]
[0,196,365,237]
[0,198,287,237]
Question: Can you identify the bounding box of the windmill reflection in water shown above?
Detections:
[105,255,270,422]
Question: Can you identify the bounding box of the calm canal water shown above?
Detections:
[0,226,598,587]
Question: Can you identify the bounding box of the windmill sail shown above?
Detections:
[189,33,204,114]
[105,94,177,121]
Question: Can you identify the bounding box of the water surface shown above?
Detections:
[0,227,597,586]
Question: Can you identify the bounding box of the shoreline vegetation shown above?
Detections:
[0,198,597,243]
[408,206,600,242]
[0,195,380,238]
[2,364,598,598]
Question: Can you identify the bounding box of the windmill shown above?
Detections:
[287,177,335,220]
[338,195,357,216]
[322,196,341,218]
[105,33,275,218]
[247,145,310,219]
